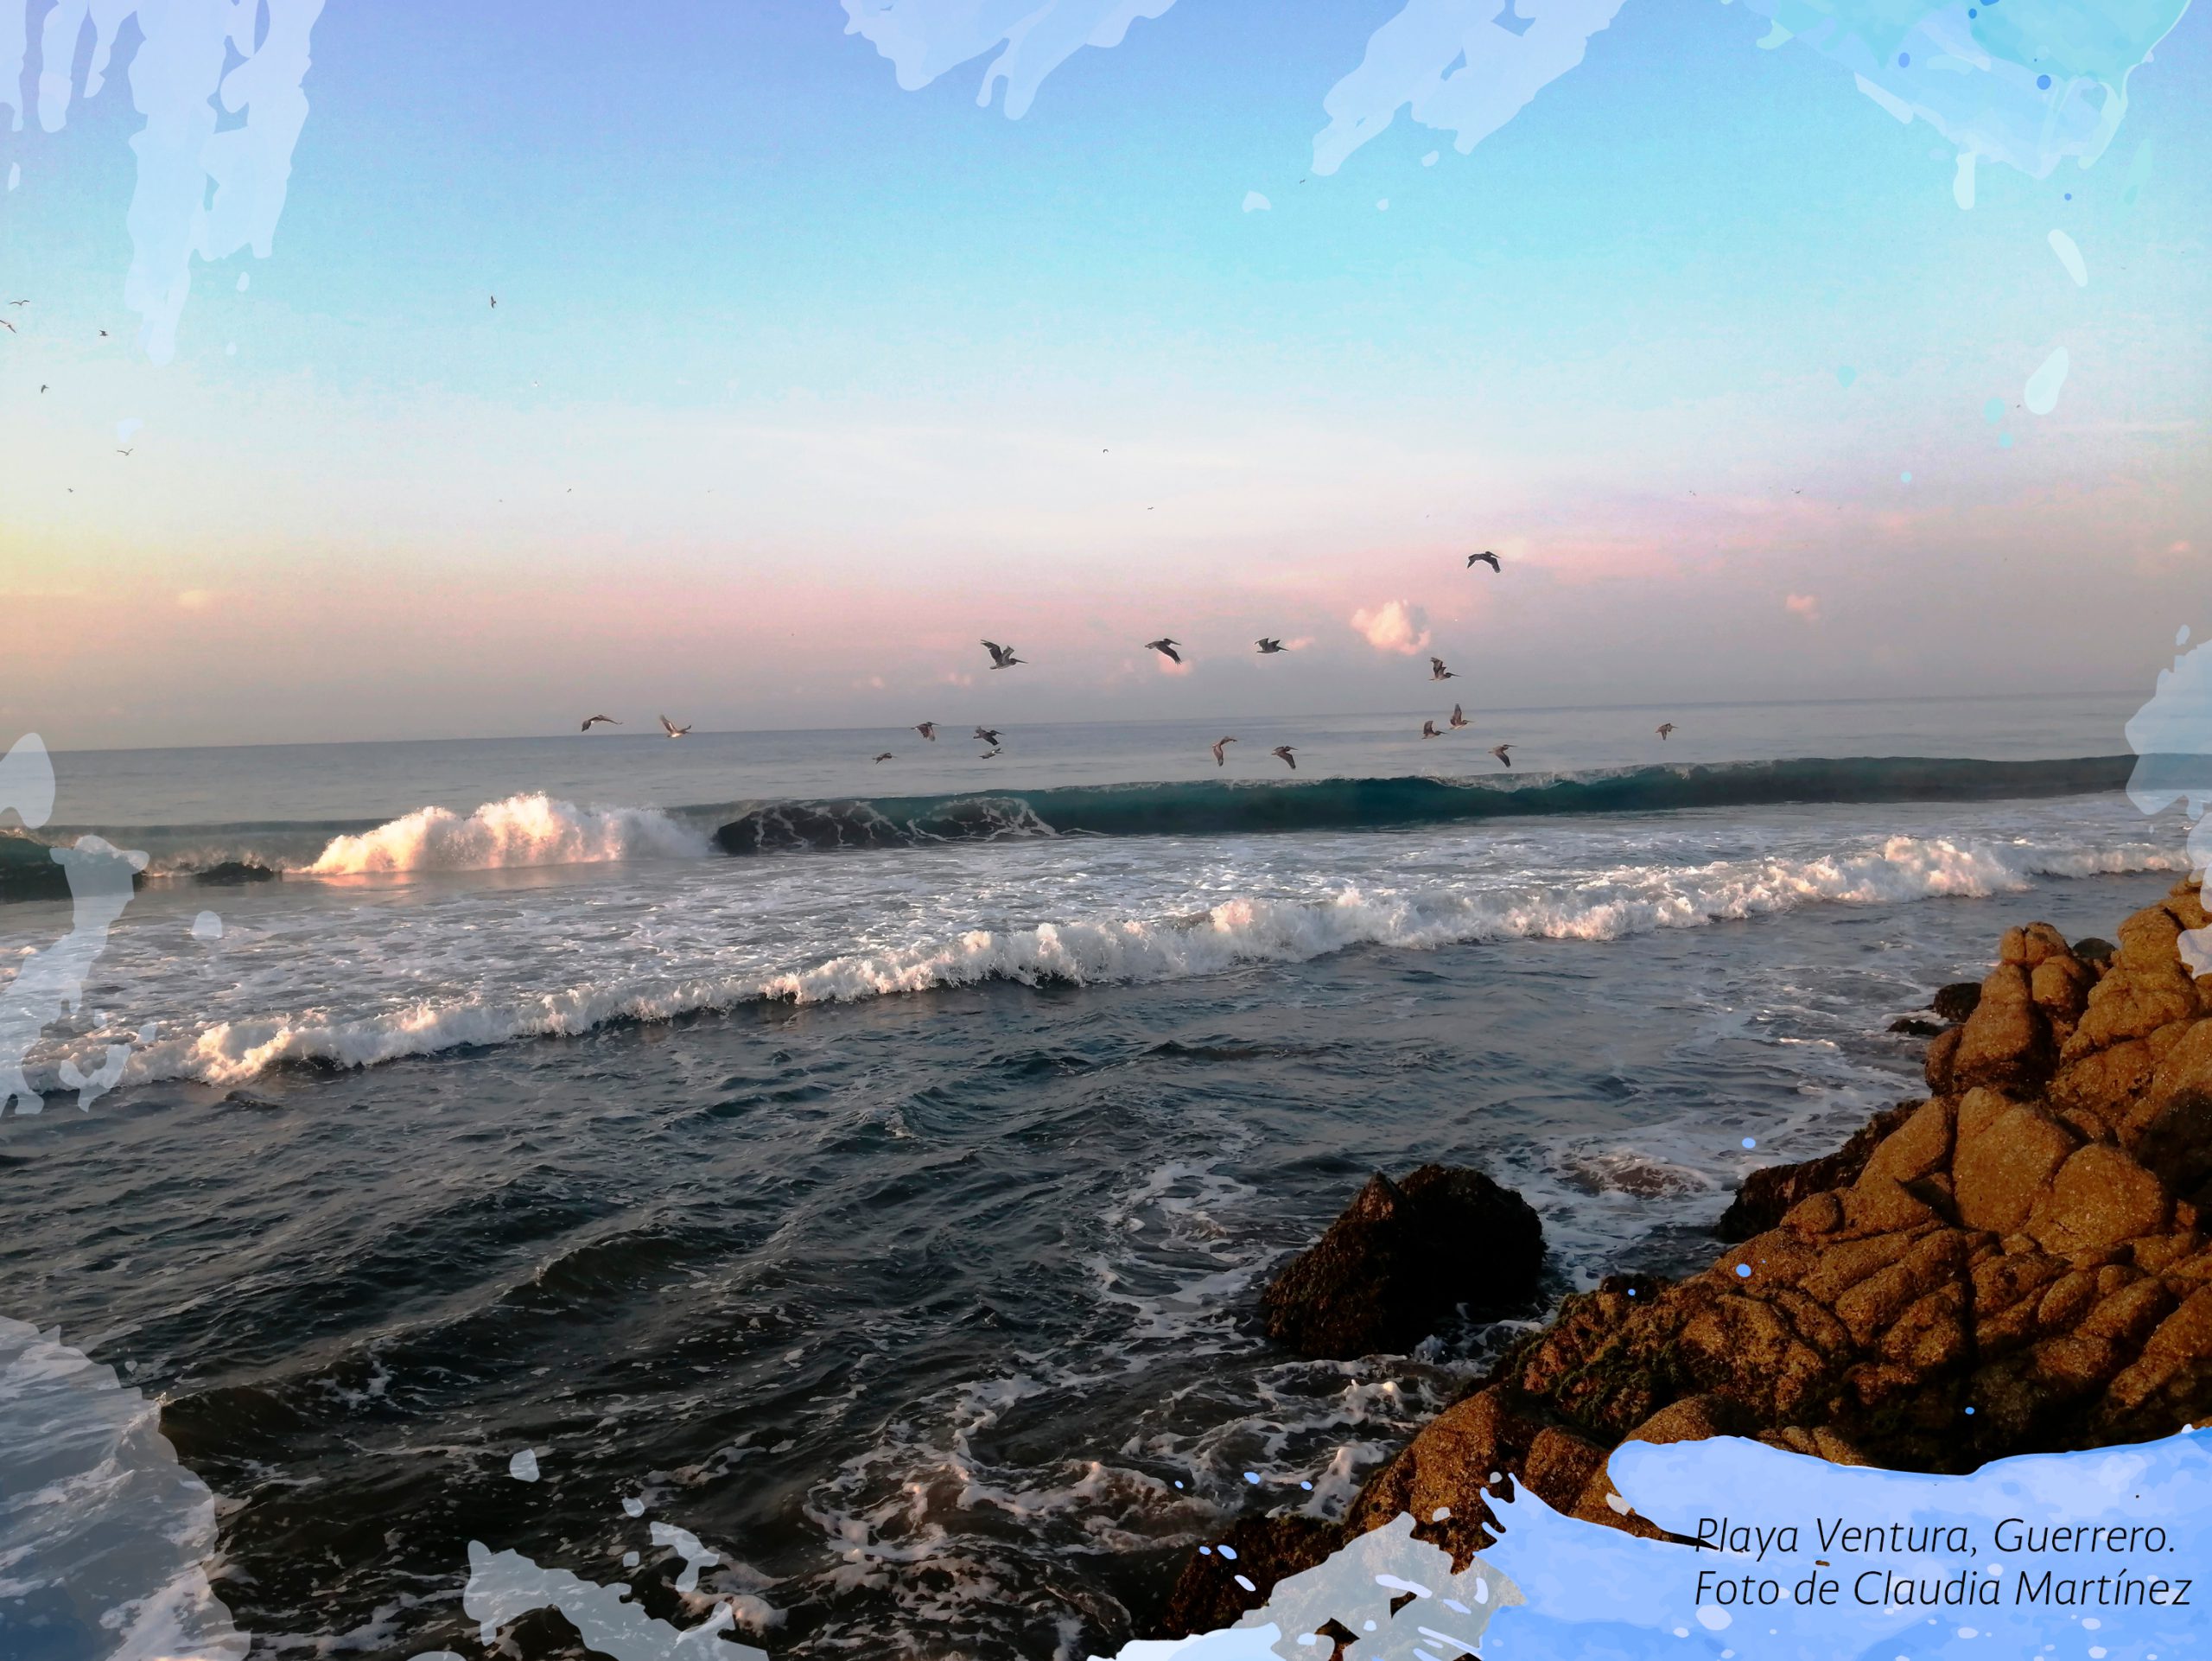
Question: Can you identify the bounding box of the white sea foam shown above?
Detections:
[19,825,2183,1094]
[300,793,710,875]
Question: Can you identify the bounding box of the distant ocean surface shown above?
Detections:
[0,693,2197,1658]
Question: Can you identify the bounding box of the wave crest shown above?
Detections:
[302,793,709,875]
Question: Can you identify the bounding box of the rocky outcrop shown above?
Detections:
[1261,1165,1544,1359]
[1715,1100,1919,1242]
[1158,878,2212,1634]
[192,860,279,886]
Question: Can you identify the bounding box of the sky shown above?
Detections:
[1,0,2208,749]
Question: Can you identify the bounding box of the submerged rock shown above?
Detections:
[1261,1166,1544,1359]
[193,860,279,886]
[1931,981,1984,1023]
[1155,878,2212,1635]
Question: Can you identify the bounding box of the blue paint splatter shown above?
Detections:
[1999,431,2014,449]
[1734,1263,1753,1279]
[1835,365,1857,388]
[1900,470,1913,483]
[1244,1472,1262,1486]
[1984,396,2005,423]
[2037,73,2051,88]
[1740,1136,1757,1149]
[1218,1545,1239,1561]
[1897,51,1910,66]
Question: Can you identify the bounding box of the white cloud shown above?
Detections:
[1351,600,1432,654]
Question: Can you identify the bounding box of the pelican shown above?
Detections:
[1421,720,1440,740]
[1255,638,1285,654]
[873,752,894,763]
[1271,745,1298,770]
[1467,550,1501,571]
[973,726,1001,745]
[579,715,621,731]
[0,319,13,334]
[1656,722,1675,740]
[916,721,938,741]
[1449,703,1468,729]
[1211,736,1236,767]
[1146,637,1182,664]
[659,716,691,738]
[980,746,1003,759]
[1490,743,1513,768]
[1429,657,1458,681]
[982,640,1025,670]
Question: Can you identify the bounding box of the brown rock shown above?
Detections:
[1859,1098,1956,1188]
[2028,1143,2172,1257]
[1262,1165,1545,1359]
[2001,923,2073,968]
[2093,1287,2212,1438]
[1952,964,2057,1097]
[1155,1512,1343,1637]
[1932,982,1984,1023]
[2031,955,2096,1034]
[1952,1102,2080,1235]
[1925,1026,1965,1095]
[1715,1101,1921,1241]
[2129,1019,2212,1196]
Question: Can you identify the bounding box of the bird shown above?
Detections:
[39,385,47,393]
[1211,736,1236,767]
[98,329,108,337]
[1146,637,1182,664]
[1429,657,1458,681]
[115,447,132,457]
[1466,550,1501,571]
[579,715,621,731]
[5,300,25,307]
[1255,638,1285,654]
[1271,745,1298,770]
[982,640,1024,670]
[1449,703,1468,729]
[489,295,498,308]
[658,716,691,738]
[1656,722,1675,740]
[0,319,14,334]
[1490,743,1513,767]
[979,746,1003,759]
[915,721,938,741]
[1421,720,1440,740]
[973,726,1001,746]
[873,752,894,763]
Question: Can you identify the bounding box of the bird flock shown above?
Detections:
[577,550,1679,773]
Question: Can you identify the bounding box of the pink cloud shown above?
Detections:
[1350,600,1432,655]
[1784,593,1822,622]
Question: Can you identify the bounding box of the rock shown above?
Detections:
[1890,1017,1946,1037]
[1154,896,2212,1623]
[1261,1165,1543,1359]
[1950,963,2057,1097]
[1715,1101,1920,1241]
[193,860,278,886]
[1155,1512,1343,1639]
[2073,938,2116,968]
[1932,982,1984,1023]
[1924,1026,1966,1095]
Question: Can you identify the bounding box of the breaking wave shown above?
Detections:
[300,793,712,875]
[29,828,2185,1093]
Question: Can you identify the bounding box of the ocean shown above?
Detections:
[0,693,2196,1659]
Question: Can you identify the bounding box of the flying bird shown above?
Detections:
[874,752,895,763]
[1421,720,1440,740]
[979,746,1003,759]
[1656,722,1676,740]
[489,295,499,308]
[916,721,938,741]
[1429,657,1458,681]
[1146,637,1182,664]
[1490,743,1513,768]
[115,447,132,457]
[98,329,109,337]
[579,715,621,731]
[1271,745,1298,770]
[1211,736,1236,767]
[973,726,1001,745]
[1255,638,1285,654]
[1466,550,1501,571]
[982,640,1024,670]
[39,385,47,393]
[5,300,25,307]
[0,319,14,334]
[1449,703,1468,729]
[658,716,691,738]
